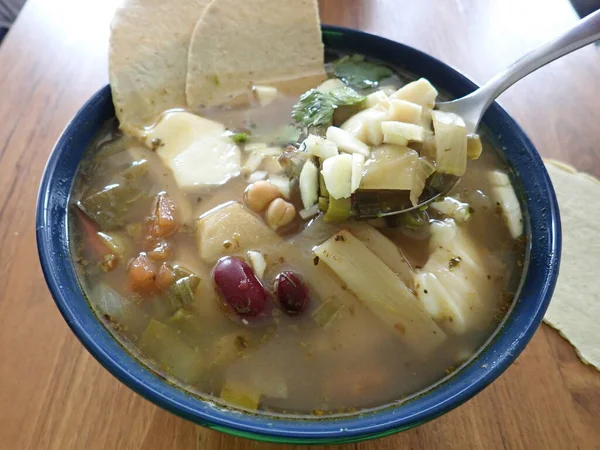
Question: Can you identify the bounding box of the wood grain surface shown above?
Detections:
[0,0,599,448]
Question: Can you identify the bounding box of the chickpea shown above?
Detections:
[245,180,281,212]
[266,198,296,230]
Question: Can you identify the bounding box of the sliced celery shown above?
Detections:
[324,197,352,223]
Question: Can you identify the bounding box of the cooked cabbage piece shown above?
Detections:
[415,219,506,334]
[314,230,446,356]
[431,110,468,176]
[488,170,523,238]
[360,145,419,191]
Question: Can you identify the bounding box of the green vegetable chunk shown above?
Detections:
[140,319,204,384]
[291,87,366,129]
[324,196,352,223]
[164,265,201,309]
[77,182,144,230]
[334,54,393,90]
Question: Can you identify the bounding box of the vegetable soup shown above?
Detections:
[71,55,524,416]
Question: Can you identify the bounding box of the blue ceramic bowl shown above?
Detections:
[36,26,560,444]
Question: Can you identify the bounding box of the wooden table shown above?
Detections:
[1,0,599,448]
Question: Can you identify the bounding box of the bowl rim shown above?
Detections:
[36,25,561,444]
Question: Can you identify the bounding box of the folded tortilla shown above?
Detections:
[186,0,326,108]
[109,2,209,133]
[543,159,600,371]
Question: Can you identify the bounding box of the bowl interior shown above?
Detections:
[36,25,560,444]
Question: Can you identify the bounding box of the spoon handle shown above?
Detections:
[445,9,600,132]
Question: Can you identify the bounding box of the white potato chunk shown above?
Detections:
[391,78,438,109]
[253,85,278,106]
[381,121,424,146]
[326,126,370,156]
[146,111,241,192]
[387,99,422,124]
[365,90,390,109]
[431,110,467,176]
[340,105,388,146]
[302,134,338,159]
[299,159,319,209]
[321,153,353,199]
[350,153,365,193]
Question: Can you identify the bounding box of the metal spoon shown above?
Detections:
[355,9,600,219]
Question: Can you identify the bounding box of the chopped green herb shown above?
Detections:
[231,132,249,144]
[291,86,365,129]
[333,54,393,90]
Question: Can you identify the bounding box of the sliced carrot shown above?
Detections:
[127,253,157,294]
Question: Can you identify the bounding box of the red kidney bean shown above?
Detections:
[213,257,268,317]
[275,271,310,315]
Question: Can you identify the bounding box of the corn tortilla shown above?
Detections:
[543,159,600,371]
[186,0,326,107]
[109,2,209,134]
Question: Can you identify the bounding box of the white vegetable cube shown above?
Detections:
[365,90,390,109]
[391,78,438,109]
[302,134,339,159]
[326,126,370,156]
[431,110,468,177]
[299,159,319,209]
[340,105,388,146]
[146,111,241,192]
[321,153,353,199]
[243,151,265,173]
[316,78,346,93]
[388,99,422,124]
[253,85,278,107]
[351,153,365,193]
[488,170,523,238]
[360,145,419,191]
[246,251,267,279]
[268,175,292,199]
[381,121,424,146]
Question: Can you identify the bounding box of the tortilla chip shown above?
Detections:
[186,0,326,108]
[543,159,600,371]
[109,3,209,134]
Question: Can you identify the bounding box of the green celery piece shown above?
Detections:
[78,182,144,230]
[312,298,346,328]
[334,54,393,90]
[324,196,352,223]
[291,87,365,129]
[163,264,201,309]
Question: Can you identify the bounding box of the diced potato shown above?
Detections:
[247,170,268,183]
[391,78,438,110]
[196,202,279,263]
[246,250,267,279]
[431,110,468,176]
[146,111,241,192]
[299,159,319,209]
[340,105,388,146]
[268,175,292,199]
[360,145,419,190]
[253,85,278,106]
[420,130,436,161]
[467,133,483,160]
[387,99,422,124]
[381,121,424,146]
[243,151,264,173]
[326,126,370,156]
[321,153,353,199]
[365,90,390,109]
[415,219,506,334]
[260,156,283,174]
[302,134,338,159]
[314,231,446,356]
[350,153,365,193]
[316,78,346,93]
[488,170,523,238]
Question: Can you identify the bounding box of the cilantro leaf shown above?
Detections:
[230,132,249,144]
[291,86,366,129]
[334,54,393,90]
